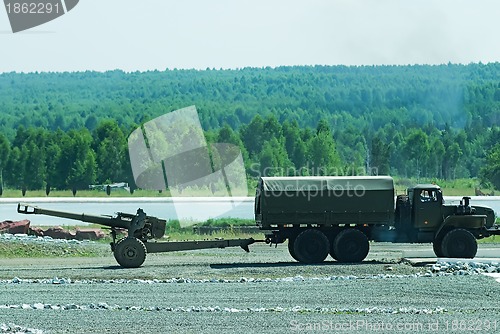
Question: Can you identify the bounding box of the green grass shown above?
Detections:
[163,230,262,241]
[164,218,261,240]
[2,177,496,198]
[0,188,172,198]
[478,235,500,244]
[200,218,255,227]
[0,187,251,198]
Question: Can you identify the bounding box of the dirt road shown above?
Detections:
[1,243,500,333]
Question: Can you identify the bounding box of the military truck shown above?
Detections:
[255,176,498,264]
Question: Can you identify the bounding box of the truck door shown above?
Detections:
[413,189,442,229]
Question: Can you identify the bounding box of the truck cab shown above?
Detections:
[411,185,444,230]
[396,184,496,258]
[395,185,443,243]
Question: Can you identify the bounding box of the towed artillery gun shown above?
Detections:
[17,203,255,268]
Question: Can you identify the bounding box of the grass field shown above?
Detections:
[0,188,171,198]
[0,177,496,198]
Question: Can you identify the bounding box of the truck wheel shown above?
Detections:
[293,229,329,264]
[441,229,477,258]
[333,229,369,263]
[288,237,300,261]
[113,237,147,268]
[329,236,338,260]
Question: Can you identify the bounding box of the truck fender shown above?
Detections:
[435,214,487,239]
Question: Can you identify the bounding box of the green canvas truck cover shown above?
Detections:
[256,176,395,227]
[260,176,394,192]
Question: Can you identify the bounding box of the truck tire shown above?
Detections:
[441,229,477,259]
[329,236,338,260]
[329,244,338,261]
[113,237,147,268]
[432,233,445,258]
[288,237,300,261]
[333,229,369,263]
[293,229,329,264]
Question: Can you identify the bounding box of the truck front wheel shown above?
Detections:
[333,229,369,263]
[432,234,445,258]
[293,229,329,264]
[113,237,147,268]
[441,228,477,259]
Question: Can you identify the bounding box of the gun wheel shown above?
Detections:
[113,237,147,268]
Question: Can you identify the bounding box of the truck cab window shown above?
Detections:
[420,190,438,203]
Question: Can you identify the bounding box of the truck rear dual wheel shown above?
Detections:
[333,229,369,263]
[288,237,300,261]
[293,229,329,264]
[441,228,477,259]
[329,240,338,261]
[113,237,147,268]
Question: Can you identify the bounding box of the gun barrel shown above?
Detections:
[17,203,131,229]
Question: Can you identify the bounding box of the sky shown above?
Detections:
[1,0,499,73]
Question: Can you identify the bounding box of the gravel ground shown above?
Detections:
[1,242,500,333]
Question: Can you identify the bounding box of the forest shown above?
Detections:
[0,63,499,192]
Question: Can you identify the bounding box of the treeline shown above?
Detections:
[1,64,500,190]
[1,116,500,192]
[0,121,130,192]
[219,117,500,189]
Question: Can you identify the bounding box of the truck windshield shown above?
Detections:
[419,189,439,203]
